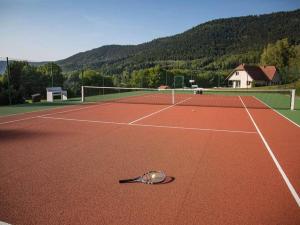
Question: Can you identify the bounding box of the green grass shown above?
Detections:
[0,98,81,116]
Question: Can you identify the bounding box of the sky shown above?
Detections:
[1,0,300,61]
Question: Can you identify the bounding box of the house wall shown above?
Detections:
[228,71,253,88]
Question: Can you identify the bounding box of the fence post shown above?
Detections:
[172,89,175,105]
[81,86,84,102]
[291,89,295,110]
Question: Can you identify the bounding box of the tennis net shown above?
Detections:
[81,86,297,110]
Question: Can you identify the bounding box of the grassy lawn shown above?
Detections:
[0,98,81,116]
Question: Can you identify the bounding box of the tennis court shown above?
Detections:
[0,88,300,225]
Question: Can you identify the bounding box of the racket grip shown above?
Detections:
[119,179,135,183]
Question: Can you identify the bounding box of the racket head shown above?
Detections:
[141,171,166,184]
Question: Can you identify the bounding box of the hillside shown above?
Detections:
[57,9,300,72]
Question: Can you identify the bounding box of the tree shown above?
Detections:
[2,61,29,104]
[37,63,64,87]
[261,38,299,83]
[288,45,300,81]
[0,76,8,105]
[120,70,130,86]
[112,74,121,86]
[63,71,82,97]
[21,64,46,98]
[260,38,294,69]
[130,70,144,87]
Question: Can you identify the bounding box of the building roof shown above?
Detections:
[232,64,278,81]
[158,85,170,89]
[260,66,277,80]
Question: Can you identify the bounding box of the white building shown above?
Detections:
[226,64,281,88]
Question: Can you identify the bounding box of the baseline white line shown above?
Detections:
[40,103,105,117]
[39,116,127,125]
[128,97,192,124]
[0,116,39,125]
[253,96,300,128]
[38,116,257,134]
[239,96,300,207]
[0,103,110,125]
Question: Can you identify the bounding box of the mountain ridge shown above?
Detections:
[57,9,300,72]
[3,9,300,73]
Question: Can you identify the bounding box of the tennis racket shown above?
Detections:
[119,171,166,184]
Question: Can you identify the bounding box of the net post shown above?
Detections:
[290,89,295,110]
[81,86,84,102]
[172,89,175,104]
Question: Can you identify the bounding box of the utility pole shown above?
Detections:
[81,69,84,86]
[165,71,168,86]
[51,63,53,87]
[81,69,84,100]
[102,75,104,95]
[6,57,12,105]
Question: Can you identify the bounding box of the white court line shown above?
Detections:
[38,116,257,134]
[40,104,103,117]
[253,96,300,128]
[0,103,110,125]
[0,116,39,125]
[128,97,192,124]
[39,116,127,125]
[239,96,300,207]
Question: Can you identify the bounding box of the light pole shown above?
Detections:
[102,75,104,94]
[51,63,53,87]
[6,57,12,105]
[165,71,168,86]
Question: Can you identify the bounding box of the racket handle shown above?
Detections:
[119,178,135,183]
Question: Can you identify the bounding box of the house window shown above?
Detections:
[235,71,239,75]
[247,81,251,86]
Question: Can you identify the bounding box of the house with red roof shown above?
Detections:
[226,64,281,88]
[158,85,170,89]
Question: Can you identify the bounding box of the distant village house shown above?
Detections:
[226,64,281,88]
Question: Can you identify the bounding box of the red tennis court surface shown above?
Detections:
[0,96,300,225]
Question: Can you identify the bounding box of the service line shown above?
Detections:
[38,115,257,135]
[128,97,192,124]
